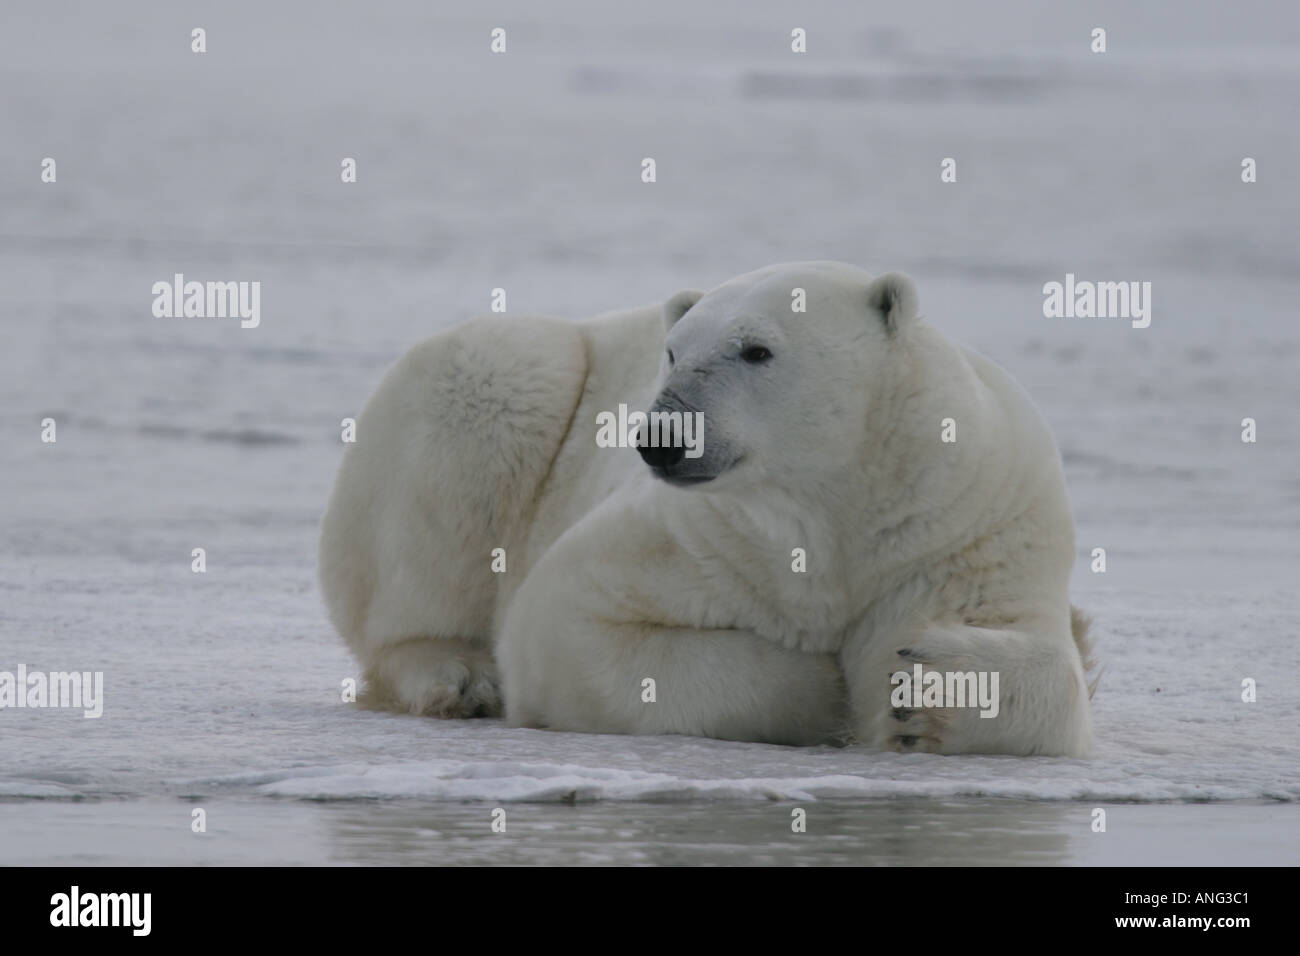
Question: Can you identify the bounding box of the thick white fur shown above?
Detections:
[319,261,1093,755]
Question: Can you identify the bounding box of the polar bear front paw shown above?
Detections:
[362,637,502,718]
[858,624,1091,757]
[886,647,954,753]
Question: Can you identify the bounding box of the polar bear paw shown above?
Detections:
[361,638,502,718]
[885,647,956,753]
[864,623,1091,757]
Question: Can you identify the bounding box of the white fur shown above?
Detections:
[319,261,1093,755]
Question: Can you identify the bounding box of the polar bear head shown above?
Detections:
[640,261,920,492]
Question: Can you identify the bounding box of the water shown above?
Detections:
[2,798,1292,866]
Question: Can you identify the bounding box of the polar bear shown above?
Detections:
[319,261,1094,755]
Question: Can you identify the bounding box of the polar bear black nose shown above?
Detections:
[637,439,685,469]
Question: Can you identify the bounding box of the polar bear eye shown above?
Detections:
[667,349,675,365]
[741,345,773,364]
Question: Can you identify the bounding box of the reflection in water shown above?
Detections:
[2,798,1292,865]
[323,800,1076,866]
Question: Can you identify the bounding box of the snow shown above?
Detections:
[1,0,1298,863]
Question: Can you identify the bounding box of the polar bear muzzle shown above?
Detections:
[637,394,722,485]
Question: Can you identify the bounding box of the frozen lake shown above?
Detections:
[2,1,1298,865]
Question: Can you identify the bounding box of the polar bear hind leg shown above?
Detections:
[319,316,588,717]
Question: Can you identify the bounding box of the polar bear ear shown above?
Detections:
[663,289,705,330]
[865,272,919,334]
